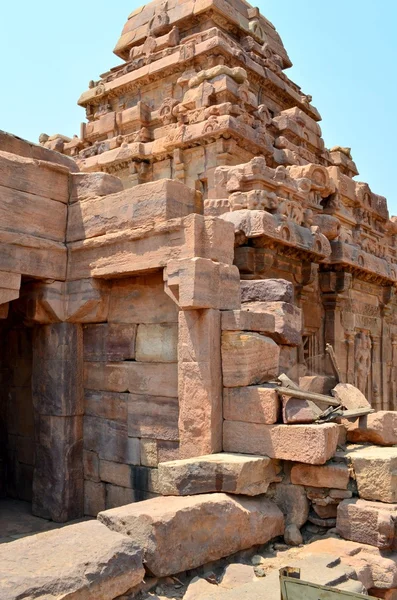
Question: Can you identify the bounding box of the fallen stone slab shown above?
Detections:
[98,494,284,577]
[332,383,371,410]
[240,279,294,304]
[223,421,339,464]
[346,445,397,503]
[290,462,350,489]
[0,519,144,600]
[337,498,397,549]
[345,411,397,446]
[157,453,280,496]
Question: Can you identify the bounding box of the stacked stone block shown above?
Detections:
[82,272,179,514]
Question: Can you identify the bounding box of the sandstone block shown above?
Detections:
[98,494,284,577]
[299,375,337,395]
[345,412,397,446]
[240,279,294,303]
[223,421,339,464]
[84,361,178,398]
[32,415,83,522]
[105,484,137,509]
[282,397,322,424]
[71,172,123,202]
[135,323,178,362]
[157,453,280,496]
[241,301,302,346]
[346,445,397,503]
[221,309,275,334]
[84,390,128,422]
[108,272,178,324]
[271,483,309,528]
[33,323,83,416]
[67,179,200,242]
[332,383,371,410]
[178,309,222,457]
[84,416,140,464]
[83,323,136,361]
[0,520,144,599]
[221,331,279,387]
[140,439,179,467]
[223,385,280,424]
[290,462,349,489]
[128,393,179,441]
[337,498,397,550]
[165,257,240,310]
[83,449,100,482]
[84,480,106,516]
[99,460,160,492]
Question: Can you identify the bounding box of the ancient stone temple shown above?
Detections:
[2,1,397,598]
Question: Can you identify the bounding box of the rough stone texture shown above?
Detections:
[157,453,280,496]
[178,309,222,457]
[223,421,339,464]
[98,494,284,577]
[83,323,137,361]
[346,445,397,503]
[240,279,294,304]
[290,462,350,489]
[299,375,337,395]
[241,301,302,346]
[223,385,280,425]
[271,483,309,527]
[221,331,280,387]
[337,498,397,550]
[0,520,144,600]
[345,411,397,446]
[332,383,371,410]
[135,323,178,362]
[282,397,323,423]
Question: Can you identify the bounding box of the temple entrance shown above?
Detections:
[0,305,34,505]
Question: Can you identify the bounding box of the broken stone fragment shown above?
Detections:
[344,411,397,446]
[282,396,323,423]
[331,383,371,410]
[299,375,336,395]
[98,494,285,577]
[270,482,309,528]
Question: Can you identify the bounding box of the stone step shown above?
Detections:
[157,453,281,496]
[345,445,397,503]
[98,493,284,577]
[337,498,397,550]
[223,421,339,464]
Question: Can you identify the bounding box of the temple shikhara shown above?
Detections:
[2,1,397,598]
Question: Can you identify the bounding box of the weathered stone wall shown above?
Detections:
[82,271,179,515]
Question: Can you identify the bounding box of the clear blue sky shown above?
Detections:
[1,1,396,213]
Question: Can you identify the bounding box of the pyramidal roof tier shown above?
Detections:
[114,0,292,66]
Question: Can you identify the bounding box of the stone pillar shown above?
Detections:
[345,331,355,384]
[32,323,84,522]
[178,309,222,458]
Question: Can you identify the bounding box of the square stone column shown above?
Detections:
[178,310,222,458]
[32,323,84,522]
